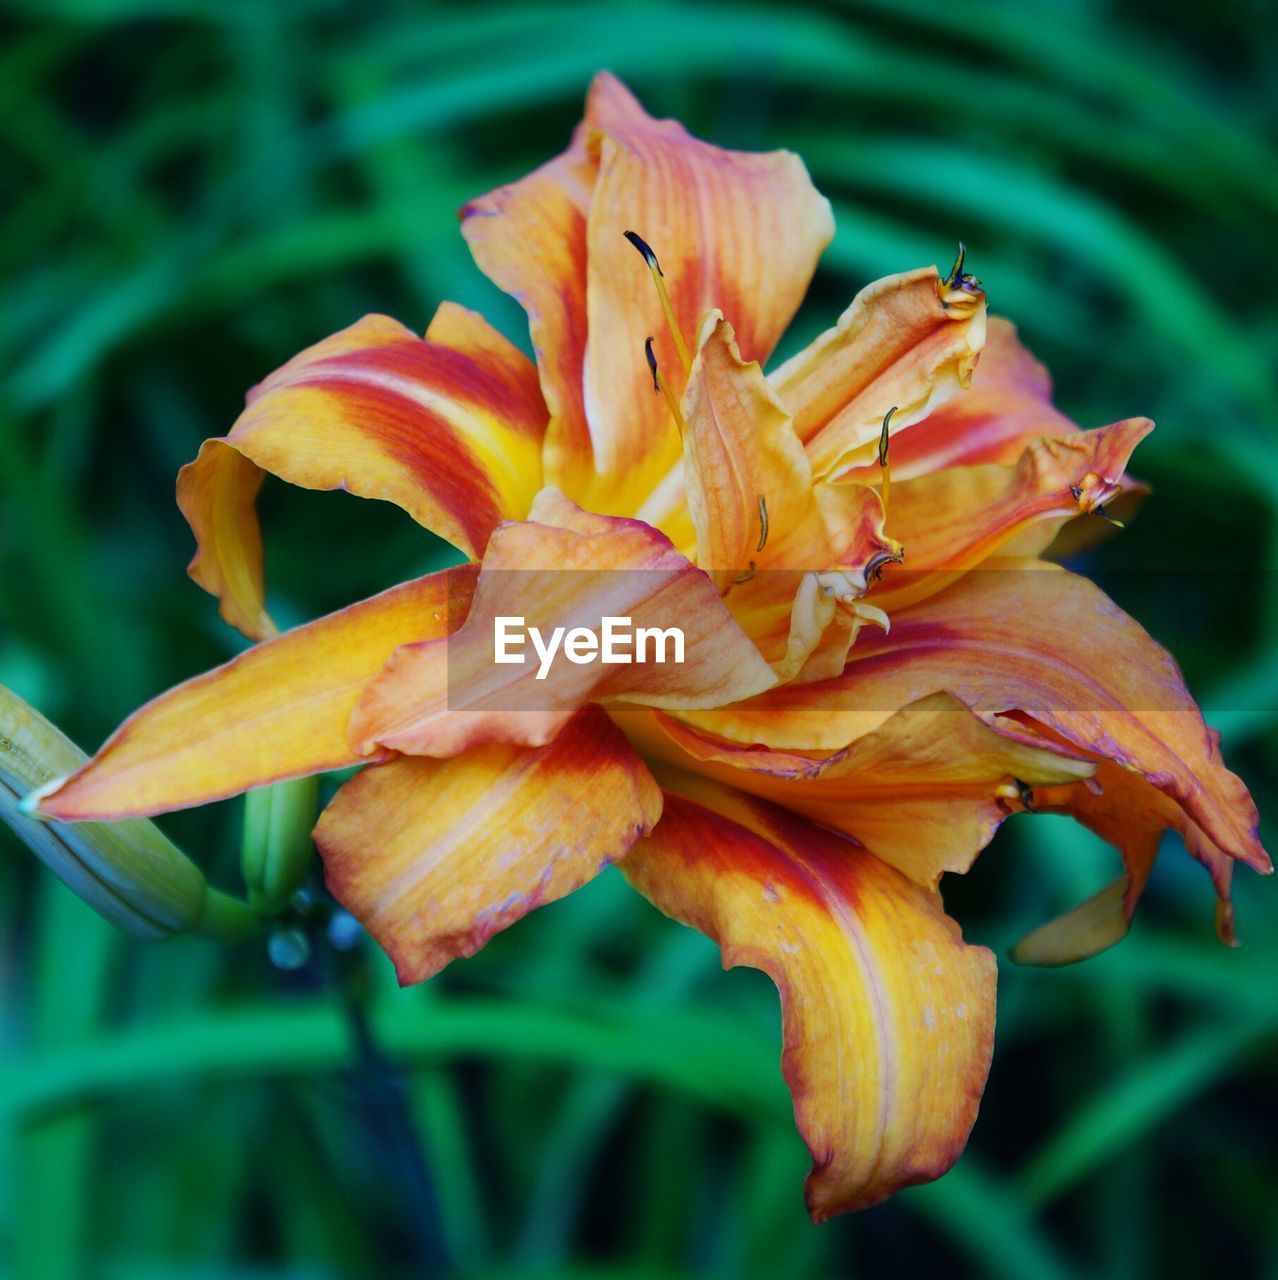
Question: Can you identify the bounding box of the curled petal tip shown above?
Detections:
[851,600,891,634]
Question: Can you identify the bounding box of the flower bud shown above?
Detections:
[2,684,256,940]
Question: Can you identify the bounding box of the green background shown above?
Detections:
[1,1,1276,1276]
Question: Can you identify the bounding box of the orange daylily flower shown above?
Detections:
[30,74,1268,1221]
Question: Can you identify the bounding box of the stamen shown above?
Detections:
[942,240,982,295]
[865,547,904,583]
[644,337,687,436]
[756,496,770,552]
[644,336,660,392]
[1070,477,1126,528]
[1013,779,1037,813]
[625,230,692,376]
[878,406,897,515]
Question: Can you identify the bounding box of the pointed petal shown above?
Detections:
[350,490,777,757]
[840,317,1077,484]
[34,567,477,821]
[770,267,986,480]
[583,74,834,505]
[316,706,661,984]
[679,564,1269,878]
[1010,812,1159,968]
[635,692,1092,887]
[460,101,599,496]
[178,306,545,638]
[622,776,996,1219]
[870,418,1151,612]
[1016,741,1240,961]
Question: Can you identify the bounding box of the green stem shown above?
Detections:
[195,887,262,943]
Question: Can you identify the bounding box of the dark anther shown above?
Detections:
[1070,484,1083,500]
[1013,779,1037,813]
[942,240,982,295]
[644,337,660,392]
[756,496,770,552]
[624,230,663,276]
[878,406,897,468]
[866,547,904,583]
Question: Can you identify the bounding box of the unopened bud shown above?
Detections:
[2,684,256,940]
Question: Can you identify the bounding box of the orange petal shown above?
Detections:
[582,74,834,510]
[460,99,599,497]
[622,776,996,1220]
[679,563,1269,879]
[1011,777,1162,968]
[841,317,1078,484]
[870,417,1152,612]
[33,567,477,821]
[770,266,987,480]
[317,705,661,984]
[632,692,1091,887]
[349,489,777,757]
[178,305,545,639]
[682,313,834,581]
[1015,737,1240,962]
[1009,870,1153,966]
[677,316,903,676]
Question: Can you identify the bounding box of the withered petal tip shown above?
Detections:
[18,775,65,819]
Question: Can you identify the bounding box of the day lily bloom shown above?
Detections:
[29,74,1268,1220]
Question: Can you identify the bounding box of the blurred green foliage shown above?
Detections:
[1,1,1276,1277]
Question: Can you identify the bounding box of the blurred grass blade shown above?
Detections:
[1022,1019,1269,1206]
[907,1160,1089,1280]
